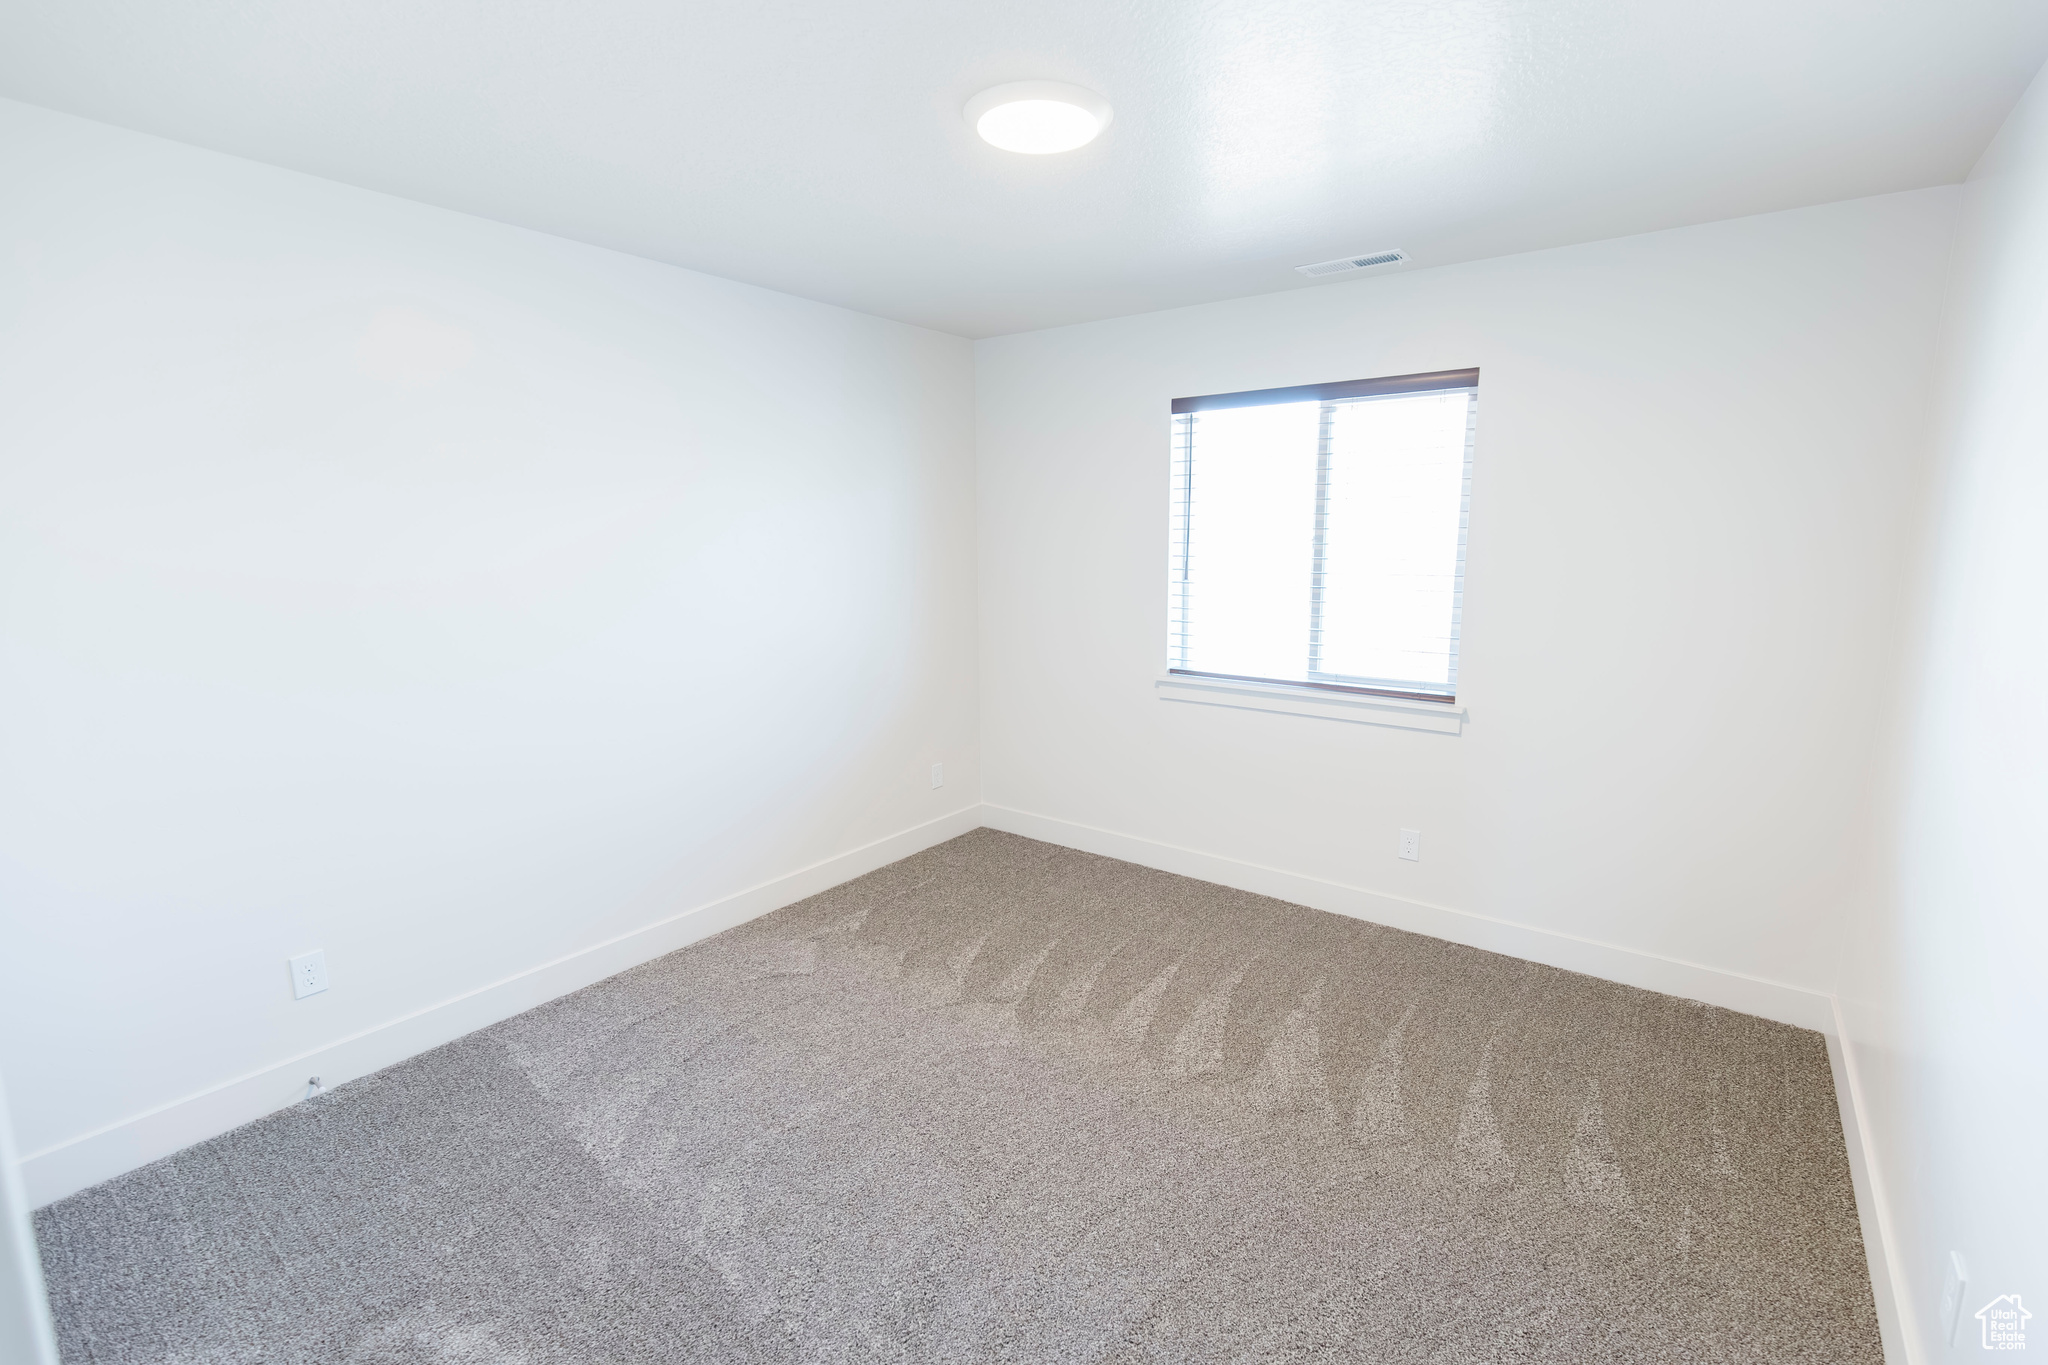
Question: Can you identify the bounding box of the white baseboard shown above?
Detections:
[1828,998,1919,1365]
[981,803,1836,1032]
[20,805,985,1209]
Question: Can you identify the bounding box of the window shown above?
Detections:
[1167,369,1477,703]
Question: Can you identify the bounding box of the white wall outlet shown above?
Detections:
[1941,1250,1970,1346]
[1398,828,1421,861]
[931,762,944,789]
[289,950,329,1000]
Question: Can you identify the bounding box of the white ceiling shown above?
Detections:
[3,0,2045,338]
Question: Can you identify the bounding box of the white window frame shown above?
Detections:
[1160,368,1478,734]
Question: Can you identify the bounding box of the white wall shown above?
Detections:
[0,98,980,1204]
[1841,64,2048,1362]
[975,188,1957,1012]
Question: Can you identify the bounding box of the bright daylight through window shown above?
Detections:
[1167,370,1478,702]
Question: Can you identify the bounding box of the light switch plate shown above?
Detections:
[289,950,329,1000]
[1942,1250,1970,1346]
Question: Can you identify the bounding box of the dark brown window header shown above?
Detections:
[1170,367,1479,415]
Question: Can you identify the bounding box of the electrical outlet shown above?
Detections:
[1941,1250,1970,1346]
[289,950,329,1000]
[931,762,944,789]
[1398,829,1421,861]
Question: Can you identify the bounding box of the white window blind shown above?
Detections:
[1167,369,1477,702]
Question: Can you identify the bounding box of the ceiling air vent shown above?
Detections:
[1296,249,1409,279]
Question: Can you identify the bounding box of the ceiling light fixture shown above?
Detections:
[964,81,1112,154]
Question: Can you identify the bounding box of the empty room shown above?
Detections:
[2,1,2044,1360]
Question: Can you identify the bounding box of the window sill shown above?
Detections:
[1154,673,1465,734]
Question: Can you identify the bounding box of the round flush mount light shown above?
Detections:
[964,81,1113,154]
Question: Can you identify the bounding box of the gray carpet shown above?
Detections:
[35,829,1881,1363]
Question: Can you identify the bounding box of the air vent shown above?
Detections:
[1296,249,1409,279]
